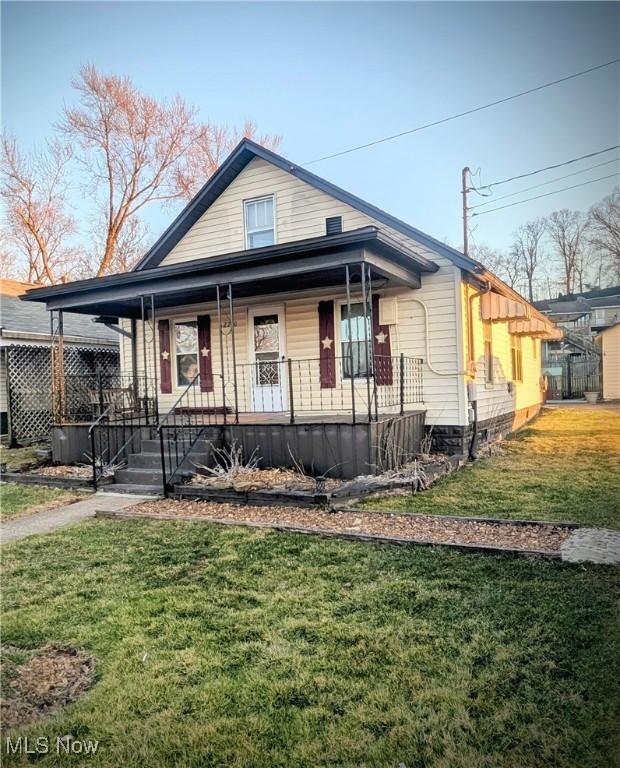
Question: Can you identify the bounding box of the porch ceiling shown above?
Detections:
[22,227,437,318]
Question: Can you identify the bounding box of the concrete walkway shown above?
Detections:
[561,528,620,565]
[1,492,150,544]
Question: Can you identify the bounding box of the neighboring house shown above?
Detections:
[596,322,620,401]
[0,279,119,446]
[535,286,620,342]
[23,139,559,490]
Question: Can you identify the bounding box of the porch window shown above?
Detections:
[174,320,199,386]
[244,196,275,249]
[341,302,372,379]
[510,334,523,383]
[483,320,494,384]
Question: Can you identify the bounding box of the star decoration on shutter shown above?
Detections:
[161,350,170,360]
[375,331,387,345]
[201,347,210,358]
[321,336,333,350]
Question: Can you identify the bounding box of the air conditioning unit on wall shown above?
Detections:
[378,296,398,325]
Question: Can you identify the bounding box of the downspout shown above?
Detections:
[466,281,492,460]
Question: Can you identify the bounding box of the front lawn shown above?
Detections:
[0,483,86,522]
[362,407,620,529]
[2,519,619,767]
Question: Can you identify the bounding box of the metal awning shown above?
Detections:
[22,227,437,318]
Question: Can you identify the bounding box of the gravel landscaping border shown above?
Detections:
[95,500,571,558]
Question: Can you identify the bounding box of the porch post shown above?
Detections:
[345,264,356,425]
[216,285,227,425]
[141,296,149,422]
[360,261,372,423]
[227,283,239,423]
[50,309,65,423]
[366,264,379,421]
[150,293,158,417]
[130,318,138,396]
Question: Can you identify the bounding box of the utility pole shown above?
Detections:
[462,166,470,257]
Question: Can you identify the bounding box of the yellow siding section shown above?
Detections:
[600,324,620,400]
[463,282,543,423]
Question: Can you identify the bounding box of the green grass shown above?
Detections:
[2,519,619,767]
[362,407,620,529]
[0,483,85,522]
[0,443,47,471]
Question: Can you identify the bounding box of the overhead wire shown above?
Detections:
[469,157,620,209]
[302,59,620,165]
[470,173,619,216]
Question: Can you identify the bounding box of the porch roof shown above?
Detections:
[22,227,438,318]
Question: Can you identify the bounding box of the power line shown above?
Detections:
[472,145,620,191]
[470,173,619,217]
[469,157,620,209]
[302,58,620,166]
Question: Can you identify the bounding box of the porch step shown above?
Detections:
[139,434,222,454]
[127,451,213,470]
[100,483,162,496]
[114,468,165,485]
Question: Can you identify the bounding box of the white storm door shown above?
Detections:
[249,308,286,412]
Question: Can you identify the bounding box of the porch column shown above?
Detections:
[140,296,149,422]
[365,263,379,421]
[130,318,138,396]
[216,285,227,425]
[50,309,65,423]
[345,264,356,425]
[227,283,239,423]
[150,293,158,416]
[360,262,373,423]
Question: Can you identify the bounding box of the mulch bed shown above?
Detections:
[124,499,571,554]
[190,467,342,492]
[1,646,96,730]
[30,465,93,479]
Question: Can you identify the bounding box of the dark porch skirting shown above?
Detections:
[429,404,541,455]
[52,411,426,480]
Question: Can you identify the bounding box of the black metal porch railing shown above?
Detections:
[156,354,424,494]
[61,372,157,425]
[87,374,158,490]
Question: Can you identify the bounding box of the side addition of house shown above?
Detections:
[24,139,560,491]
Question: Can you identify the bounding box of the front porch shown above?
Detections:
[25,227,434,486]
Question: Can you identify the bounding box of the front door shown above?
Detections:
[249,308,286,412]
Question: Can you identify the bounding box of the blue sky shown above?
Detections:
[2,1,619,256]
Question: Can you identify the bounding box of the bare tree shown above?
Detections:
[60,65,281,276]
[587,188,620,284]
[545,209,587,295]
[511,218,545,302]
[471,242,523,289]
[0,136,77,285]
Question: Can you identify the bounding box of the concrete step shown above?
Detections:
[139,435,222,454]
[100,483,162,496]
[114,468,164,485]
[128,451,213,469]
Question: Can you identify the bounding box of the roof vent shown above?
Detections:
[326,216,343,235]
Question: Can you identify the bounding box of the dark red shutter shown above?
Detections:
[158,319,172,394]
[197,315,214,392]
[372,294,393,385]
[318,300,336,388]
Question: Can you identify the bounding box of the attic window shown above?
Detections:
[245,196,275,249]
[326,216,343,235]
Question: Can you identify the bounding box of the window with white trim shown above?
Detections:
[244,196,275,248]
[174,320,199,387]
[340,302,372,379]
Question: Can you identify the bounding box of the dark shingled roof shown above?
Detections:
[0,293,118,344]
